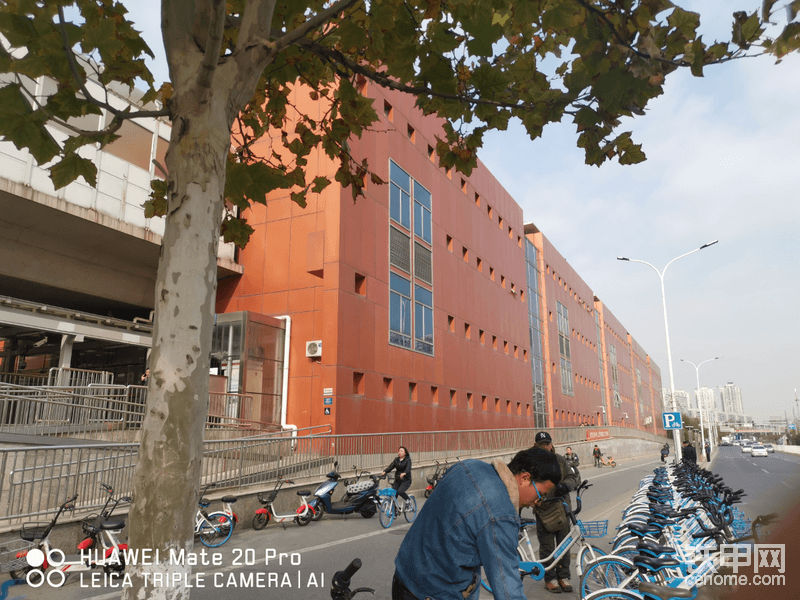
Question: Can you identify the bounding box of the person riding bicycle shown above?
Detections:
[592,445,603,467]
[660,443,669,463]
[533,431,581,593]
[380,446,412,509]
[392,446,560,600]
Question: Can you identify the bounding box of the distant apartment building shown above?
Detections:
[720,382,744,414]
[696,387,716,412]
[663,388,691,412]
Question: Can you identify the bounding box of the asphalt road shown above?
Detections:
[4,449,798,600]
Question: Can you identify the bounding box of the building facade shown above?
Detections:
[217,83,666,436]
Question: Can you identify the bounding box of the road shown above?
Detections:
[3,449,798,600]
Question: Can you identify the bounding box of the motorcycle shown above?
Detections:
[307,462,380,520]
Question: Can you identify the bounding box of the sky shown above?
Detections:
[124,1,799,423]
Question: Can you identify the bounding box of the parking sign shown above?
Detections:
[662,412,683,430]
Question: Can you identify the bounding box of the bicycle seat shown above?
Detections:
[221,496,238,504]
[627,522,661,535]
[633,555,680,572]
[637,540,677,556]
[638,581,694,600]
[297,491,311,497]
[101,518,125,530]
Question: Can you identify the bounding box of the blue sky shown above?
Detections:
[126,1,799,423]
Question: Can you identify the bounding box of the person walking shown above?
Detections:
[392,447,560,600]
[660,443,669,463]
[704,442,711,462]
[592,445,602,467]
[381,446,413,509]
[533,431,581,593]
[682,440,697,464]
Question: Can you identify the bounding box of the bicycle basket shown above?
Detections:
[577,520,608,538]
[731,518,751,538]
[258,491,278,504]
[19,522,49,542]
[0,539,36,572]
[377,488,396,497]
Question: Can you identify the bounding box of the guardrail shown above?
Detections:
[0,424,660,525]
[0,383,276,442]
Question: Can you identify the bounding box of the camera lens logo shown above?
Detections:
[25,548,67,588]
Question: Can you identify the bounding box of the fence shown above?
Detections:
[0,383,278,442]
[0,424,659,526]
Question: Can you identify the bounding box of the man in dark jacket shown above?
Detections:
[592,445,602,467]
[534,431,581,593]
[682,440,697,464]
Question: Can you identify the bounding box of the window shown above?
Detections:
[409,382,417,402]
[414,285,433,354]
[428,145,435,161]
[609,344,620,406]
[446,234,453,252]
[389,272,411,348]
[431,386,439,404]
[390,162,411,229]
[414,184,432,243]
[389,160,434,356]
[467,392,473,409]
[557,302,574,396]
[384,100,393,120]
[383,377,393,399]
[407,124,416,142]
[450,389,457,406]
[448,315,455,332]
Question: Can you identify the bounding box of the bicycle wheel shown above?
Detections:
[379,498,395,528]
[404,495,417,523]
[252,512,270,530]
[611,545,642,562]
[208,511,235,537]
[584,589,644,600]
[199,514,234,547]
[580,557,638,598]
[295,510,312,526]
[577,544,608,576]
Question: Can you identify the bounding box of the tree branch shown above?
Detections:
[298,38,566,113]
[57,6,169,121]
[196,0,227,90]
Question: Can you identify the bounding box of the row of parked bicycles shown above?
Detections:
[577,460,772,600]
[2,457,461,585]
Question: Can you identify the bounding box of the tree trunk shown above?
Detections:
[122,97,230,600]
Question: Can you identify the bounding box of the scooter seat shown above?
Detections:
[297,491,311,497]
[221,496,238,503]
[101,519,125,530]
[346,481,374,494]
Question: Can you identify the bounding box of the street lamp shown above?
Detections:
[618,239,719,462]
[680,356,723,457]
[598,405,607,427]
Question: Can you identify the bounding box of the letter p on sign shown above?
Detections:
[662,412,683,430]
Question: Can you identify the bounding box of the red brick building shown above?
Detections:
[216,83,665,437]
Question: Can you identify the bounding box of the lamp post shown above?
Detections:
[680,357,723,457]
[598,405,607,427]
[618,239,719,462]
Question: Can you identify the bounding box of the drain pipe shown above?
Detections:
[275,316,297,444]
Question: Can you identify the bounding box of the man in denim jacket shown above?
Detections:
[392,447,560,600]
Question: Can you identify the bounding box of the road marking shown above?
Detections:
[761,468,769,473]
[781,481,795,490]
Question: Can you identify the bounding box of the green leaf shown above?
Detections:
[49,153,98,189]
[311,176,330,193]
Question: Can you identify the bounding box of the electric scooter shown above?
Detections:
[307,462,380,520]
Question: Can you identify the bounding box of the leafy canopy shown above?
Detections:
[0,0,797,247]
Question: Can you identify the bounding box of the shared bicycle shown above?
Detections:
[377,476,417,528]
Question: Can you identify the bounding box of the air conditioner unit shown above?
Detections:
[305,341,322,358]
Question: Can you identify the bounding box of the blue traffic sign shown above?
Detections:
[662,412,683,430]
[790,423,796,430]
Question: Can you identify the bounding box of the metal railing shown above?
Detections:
[0,383,276,443]
[47,367,113,387]
[0,424,641,525]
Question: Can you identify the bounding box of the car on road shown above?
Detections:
[750,445,768,457]
[741,443,753,453]
[763,443,774,454]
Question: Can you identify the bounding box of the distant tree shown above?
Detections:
[0,2,797,599]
